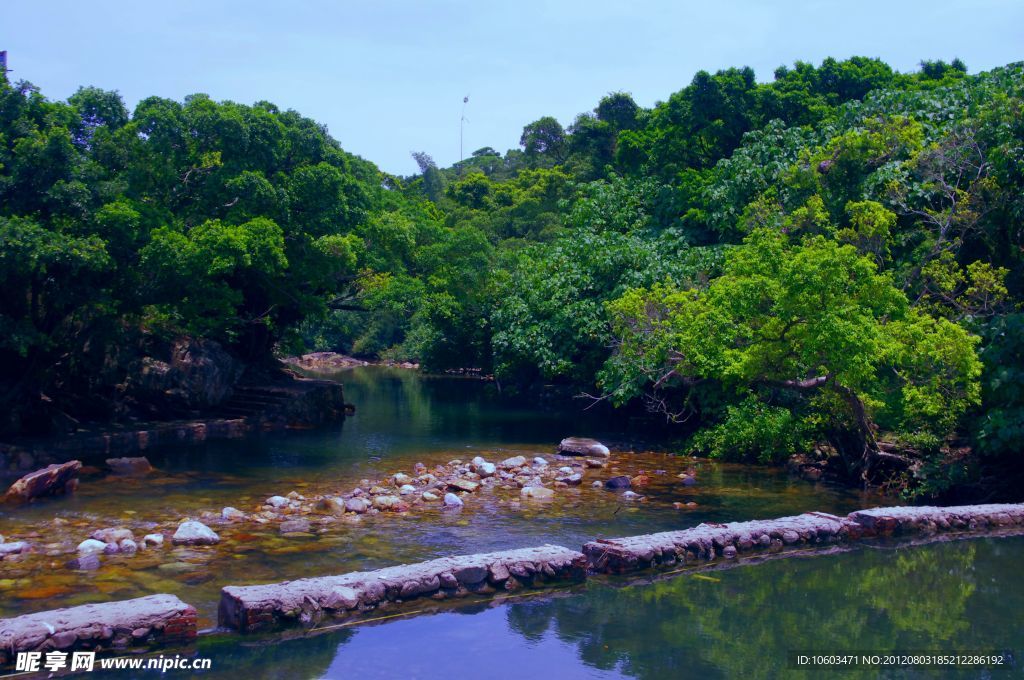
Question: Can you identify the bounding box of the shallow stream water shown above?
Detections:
[2,368,1018,677]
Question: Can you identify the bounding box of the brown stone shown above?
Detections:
[4,461,82,504]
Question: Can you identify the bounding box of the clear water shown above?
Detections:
[6,368,1019,679]
[104,535,1024,679]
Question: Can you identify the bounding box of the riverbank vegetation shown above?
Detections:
[2,58,1021,498]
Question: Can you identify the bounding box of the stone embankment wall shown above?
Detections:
[582,503,1024,573]
[2,503,1023,665]
[0,378,346,478]
[219,545,587,633]
[0,595,196,666]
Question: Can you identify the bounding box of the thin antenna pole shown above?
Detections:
[460,95,469,175]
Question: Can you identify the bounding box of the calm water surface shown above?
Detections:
[3,368,1019,678]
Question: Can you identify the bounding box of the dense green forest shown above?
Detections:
[2,57,1022,498]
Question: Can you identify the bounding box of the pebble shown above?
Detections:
[345,498,370,514]
[172,520,220,546]
[520,486,555,500]
[142,534,164,548]
[265,496,289,509]
[77,539,107,554]
[222,507,246,521]
[443,493,464,508]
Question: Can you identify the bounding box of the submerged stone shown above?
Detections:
[172,521,219,546]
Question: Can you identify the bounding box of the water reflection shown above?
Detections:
[90,535,1021,679]
[1,368,888,624]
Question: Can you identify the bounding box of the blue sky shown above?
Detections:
[3,0,1022,175]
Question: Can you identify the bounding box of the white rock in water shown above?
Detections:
[477,462,496,477]
[532,457,549,467]
[471,456,487,467]
[172,520,220,546]
[500,456,527,469]
[265,495,289,508]
[558,437,610,457]
[0,541,28,556]
[520,486,555,500]
[222,507,246,521]
[558,466,574,475]
[422,492,439,501]
[443,493,464,507]
[399,484,417,495]
[345,497,370,514]
[142,533,164,548]
[77,538,107,554]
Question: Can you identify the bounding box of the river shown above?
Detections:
[1,367,1020,677]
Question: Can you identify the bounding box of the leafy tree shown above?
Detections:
[601,228,982,477]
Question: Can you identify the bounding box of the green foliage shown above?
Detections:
[3,55,1023,498]
[689,396,811,463]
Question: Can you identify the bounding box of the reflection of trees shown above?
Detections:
[505,541,983,679]
[191,629,351,680]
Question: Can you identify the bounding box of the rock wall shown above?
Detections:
[583,503,1024,574]
[219,544,587,633]
[0,595,196,666]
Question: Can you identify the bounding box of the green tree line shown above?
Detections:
[2,56,1021,497]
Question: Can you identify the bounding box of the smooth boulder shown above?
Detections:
[4,461,82,504]
[558,438,610,457]
[172,520,220,546]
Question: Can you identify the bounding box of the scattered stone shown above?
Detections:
[447,479,480,493]
[585,459,606,469]
[532,457,549,468]
[265,496,289,509]
[558,437,610,457]
[171,521,219,546]
[0,542,28,558]
[280,519,312,534]
[604,476,632,490]
[3,461,82,504]
[119,539,138,555]
[392,473,413,486]
[422,492,439,502]
[591,481,604,488]
[399,484,417,495]
[222,507,247,521]
[90,528,134,544]
[621,491,642,500]
[345,498,370,514]
[630,474,650,487]
[557,473,583,486]
[77,539,107,554]
[443,493,464,508]
[500,456,527,469]
[520,486,555,500]
[476,462,496,477]
[372,495,403,511]
[106,457,153,475]
[558,466,574,475]
[142,534,164,548]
